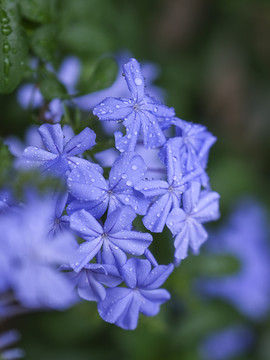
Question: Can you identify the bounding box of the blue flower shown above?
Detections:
[199,325,253,360]
[135,160,203,233]
[67,152,149,217]
[201,199,270,320]
[70,206,153,271]
[93,58,175,152]
[0,330,24,360]
[166,181,220,264]
[98,258,173,330]
[67,263,122,302]
[0,193,78,310]
[19,124,98,177]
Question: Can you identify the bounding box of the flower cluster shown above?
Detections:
[1,58,219,330]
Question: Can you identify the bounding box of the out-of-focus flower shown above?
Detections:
[0,192,78,310]
[201,199,270,320]
[199,325,253,360]
[0,330,24,360]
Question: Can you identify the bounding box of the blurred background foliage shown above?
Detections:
[0,0,270,359]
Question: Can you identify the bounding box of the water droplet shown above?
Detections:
[3,42,10,53]
[131,165,137,171]
[3,57,11,75]
[1,25,12,36]
[126,180,132,186]
[134,77,142,86]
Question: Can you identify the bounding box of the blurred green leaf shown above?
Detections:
[31,24,57,61]
[39,72,68,101]
[0,138,13,185]
[20,0,55,24]
[0,0,28,93]
[77,57,118,95]
[59,23,112,56]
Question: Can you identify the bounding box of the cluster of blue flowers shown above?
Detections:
[1,57,219,332]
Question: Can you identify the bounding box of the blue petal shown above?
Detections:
[174,224,190,261]
[140,111,166,148]
[139,289,171,316]
[67,198,108,219]
[93,97,133,120]
[104,206,136,233]
[191,190,220,223]
[140,263,174,289]
[143,193,173,232]
[98,287,136,328]
[123,58,145,102]
[142,97,175,118]
[70,238,103,271]
[109,152,147,192]
[108,230,152,256]
[135,179,169,197]
[116,191,150,215]
[39,124,64,154]
[70,209,103,239]
[114,112,141,152]
[182,181,201,213]
[188,220,208,253]
[20,147,57,169]
[77,269,106,302]
[166,208,187,235]
[67,165,108,201]
[64,127,96,156]
[115,291,140,330]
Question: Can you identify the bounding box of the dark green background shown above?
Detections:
[1,0,270,359]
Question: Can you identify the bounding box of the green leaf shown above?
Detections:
[31,24,57,61]
[39,72,68,101]
[77,57,117,96]
[0,0,28,93]
[59,23,112,56]
[0,138,13,186]
[20,0,55,23]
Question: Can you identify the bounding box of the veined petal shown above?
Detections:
[38,123,64,154]
[20,147,58,168]
[70,209,103,238]
[174,224,190,261]
[188,220,208,253]
[166,207,187,235]
[114,112,140,153]
[143,193,173,232]
[135,179,169,197]
[123,58,145,102]
[104,206,136,233]
[64,127,96,156]
[93,97,133,120]
[70,238,103,272]
[67,165,108,201]
[98,287,134,327]
[67,197,108,219]
[139,289,171,316]
[182,181,201,214]
[191,190,220,223]
[140,111,166,148]
[142,98,175,118]
[109,152,147,191]
[141,263,174,289]
[109,230,152,256]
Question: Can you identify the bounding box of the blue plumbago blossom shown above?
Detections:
[135,149,203,233]
[168,118,217,187]
[67,263,122,302]
[67,152,149,217]
[0,193,78,310]
[19,124,98,177]
[93,58,175,152]
[98,258,174,330]
[47,191,70,236]
[70,206,153,271]
[0,330,24,360]
[201,199,270,320]
[74,51,165,112]
[199,325,253,360]
[166,181,220,264]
